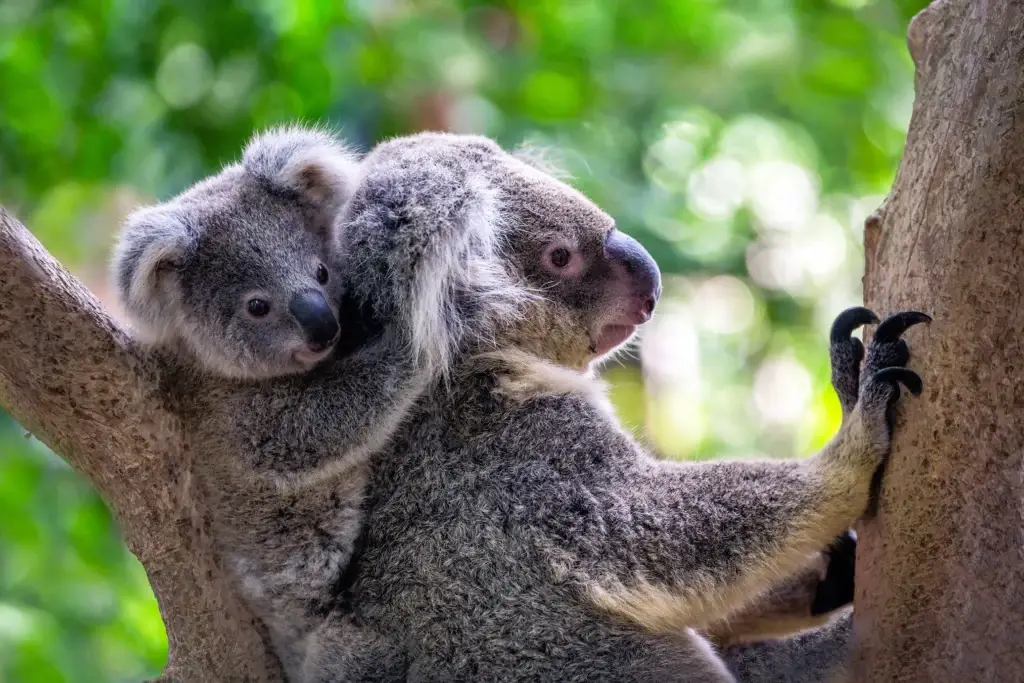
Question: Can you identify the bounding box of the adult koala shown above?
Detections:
[301,133,928,682]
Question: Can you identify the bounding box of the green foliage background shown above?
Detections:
[0,0,926,680]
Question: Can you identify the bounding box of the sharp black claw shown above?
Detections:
[873,311,932,343]
[851,337,865,365]
[830,307,880,344]
[872,367,923,396]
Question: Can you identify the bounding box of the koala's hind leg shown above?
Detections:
[703,531,856,648]
[718,609,852,683]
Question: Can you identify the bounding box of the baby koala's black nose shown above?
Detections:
[289,290,340,351]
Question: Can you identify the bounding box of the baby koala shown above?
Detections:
[113,125,354,380]
[110,126,429,679]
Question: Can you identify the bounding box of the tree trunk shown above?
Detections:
[0,207,285,681]
[852,1,1024,681]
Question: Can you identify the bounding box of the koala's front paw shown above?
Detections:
[829,307,879,415]
[858,310,930,439]
[810,530,857,616]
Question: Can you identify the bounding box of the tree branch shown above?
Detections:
[0,206,156,496]
[0,207,284,681]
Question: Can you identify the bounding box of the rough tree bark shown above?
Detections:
[853,1,1024,681]
[0,206,286,680]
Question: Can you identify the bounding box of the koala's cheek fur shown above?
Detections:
[501,299,595,370]
[173,313,252,380]
[502,273,640,369]
[229,319,302,379]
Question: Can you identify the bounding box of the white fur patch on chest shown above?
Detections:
[473,348,615,419]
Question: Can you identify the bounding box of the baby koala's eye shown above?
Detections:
[316,264,329,285]
[549,248,571,269]
[247,299,271,318]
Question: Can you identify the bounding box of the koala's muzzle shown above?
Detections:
[604,230,661,322]
[289,290,340,351]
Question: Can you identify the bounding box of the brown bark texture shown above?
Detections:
[853,0,1024,681]
[0,207,286,681]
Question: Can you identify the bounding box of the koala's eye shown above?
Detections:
[247,299,271,318]
[541,243,583,278]
[316,264,329,285]
[549,247,571,269]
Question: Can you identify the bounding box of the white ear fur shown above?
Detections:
[110,204,191,345]
[407,179,536,383]
[510,141,574,182]
[407,181,501,380]
[242,125,361,211]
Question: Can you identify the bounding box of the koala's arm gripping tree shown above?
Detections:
[0,208,286,681]
[851,1,1024,680]
[588,309,924,635]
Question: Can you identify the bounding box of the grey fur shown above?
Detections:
[702,531,856,649]
[301,132,926,682]
[721,610,853,683]
[110,126,440,679]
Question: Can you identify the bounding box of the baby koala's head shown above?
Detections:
[111,125,360,379]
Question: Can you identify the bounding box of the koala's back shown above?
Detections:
[348,377,726,682]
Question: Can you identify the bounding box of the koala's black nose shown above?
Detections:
[289,290,340,351]
[604,229,662,319]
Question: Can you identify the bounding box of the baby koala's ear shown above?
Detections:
[242,125,360,218]
[110,203,193,345]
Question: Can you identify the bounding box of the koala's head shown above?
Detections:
[111,125,360,379]
[494,148,661,369]
[342,133,660,374]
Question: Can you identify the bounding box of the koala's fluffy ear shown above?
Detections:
[242,125,360,220]
[110,204,192,344]
[341,134,529,380]
[510,142,573,182]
